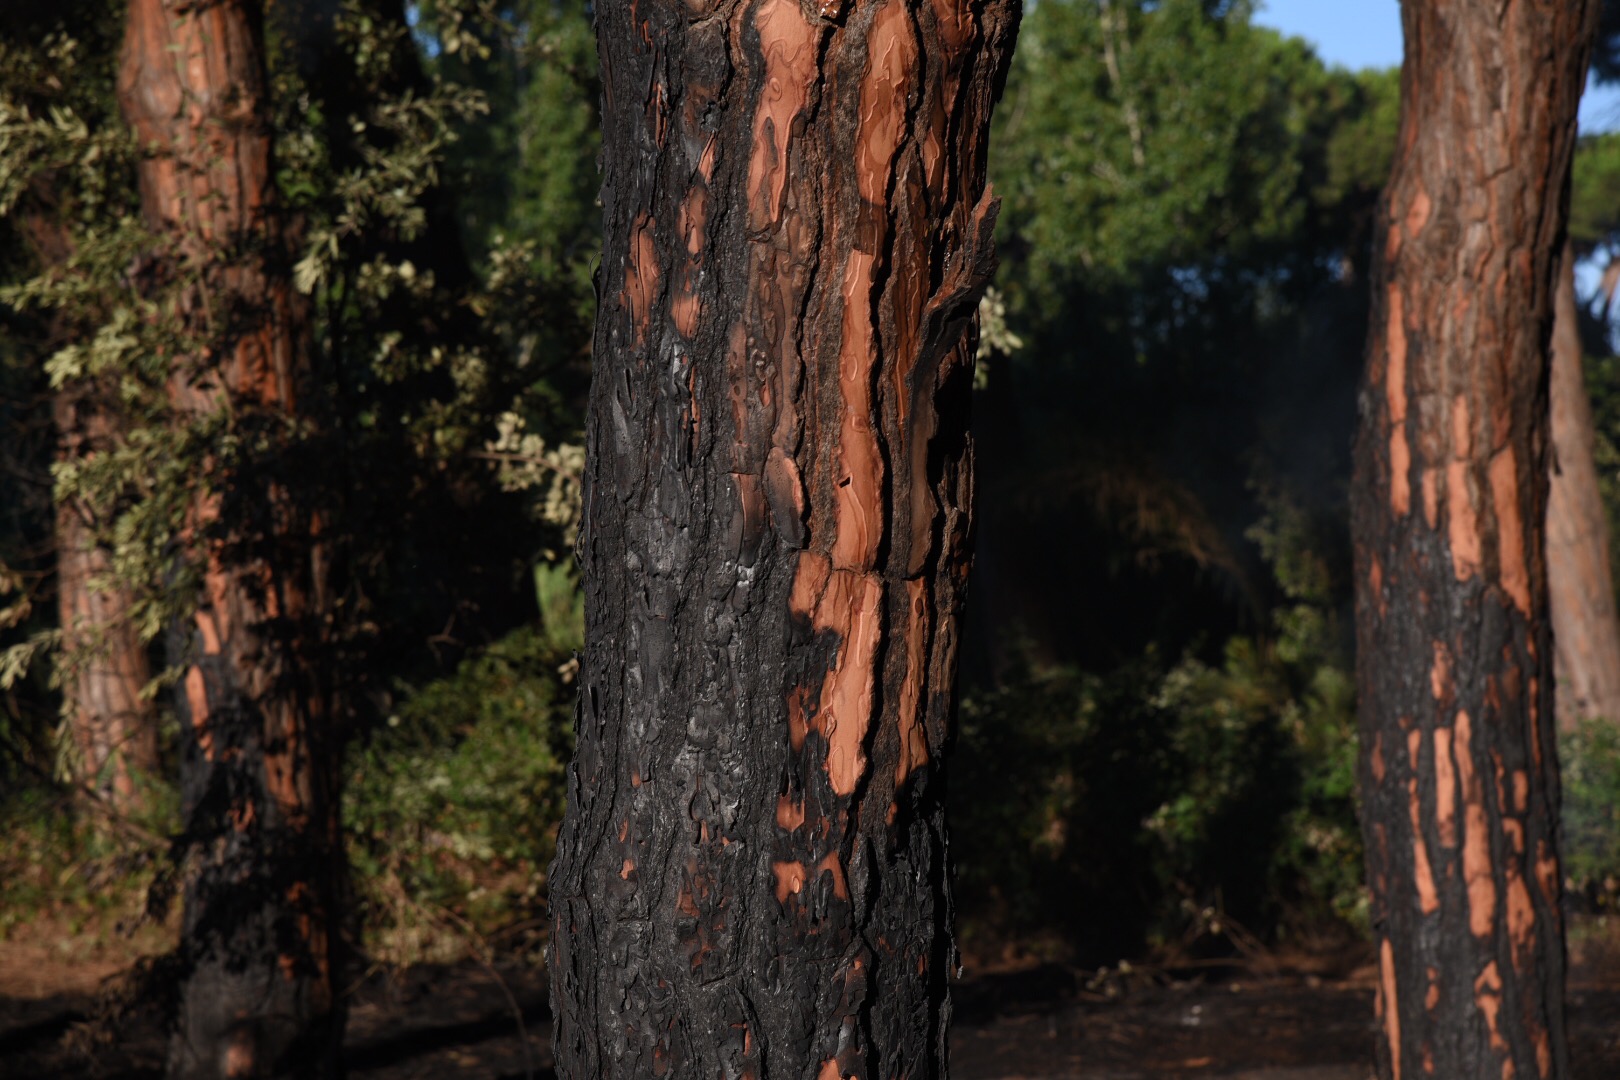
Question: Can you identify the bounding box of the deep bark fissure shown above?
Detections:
[1351,4,1599,1079]
[548,0,1018,1075]
[116,1,342,1077]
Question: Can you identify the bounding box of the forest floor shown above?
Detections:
[3,920,1620,1079]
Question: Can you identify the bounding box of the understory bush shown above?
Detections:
[0,562,582,967]
[1562,716,1620,912]
[345,562,581,963]
[951,494,1363,963]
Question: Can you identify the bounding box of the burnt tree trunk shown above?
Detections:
[1351,3,1597,1079]
[117,2,342,1077]
[1547,241,1620,731]
[546,0,1019,1075]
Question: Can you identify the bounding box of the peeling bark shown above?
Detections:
[1351,4,1598,1079]
[117,1,341,1077]
[1547,241,1620,731]
[547,0,1019,1075]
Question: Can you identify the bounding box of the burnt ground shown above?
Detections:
[3,934,1620,1079]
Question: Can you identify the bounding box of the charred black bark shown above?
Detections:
[547,0,1018,1076]
[1351,3,1598,1078]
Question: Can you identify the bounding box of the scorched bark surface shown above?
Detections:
[1351,3,1597,1079]
[547,0,1019,1076]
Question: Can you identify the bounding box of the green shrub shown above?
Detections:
[345,562,580,963]
[1561,716,1620,911]
[951,494,1363,961]
[0,778,177,945]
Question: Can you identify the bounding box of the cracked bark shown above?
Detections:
[117,1,342,1076]
[1351,3,1597,1079]
[546,0,1019,1075]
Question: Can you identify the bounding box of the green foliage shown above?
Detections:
[1315,67,1400,225]
[1561,717,1620,910]
[346,564,580,958]
[1571,132,1620,252]
[0,1,595,966]
[946,0,1384,958]
[995,0,1372,300]
[0,771,178,942]
[419,0,601,267]
[954,488,1361,960]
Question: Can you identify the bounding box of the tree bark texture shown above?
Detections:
[547,0,1019,1076]
[17,191,161,811]
[117,2,342,1077]
[1547,241,1620,732]
[1351,3,1597,1079]
[54,445,159,809]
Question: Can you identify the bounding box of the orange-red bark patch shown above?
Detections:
[773,860,807,904]
[1448,395,1483,581]
[1455,710,1498,938]
[1489,448,1530,615]
[894,577,930,787]
[776,793,806,832]
[1380,938,1403,1080]
[623,212,660,346]
[1386,288,1411,516]
[747,0,817,232]
[1434,726,1457,847]
[832,251,885,572]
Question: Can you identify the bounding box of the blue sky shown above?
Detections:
[1253,0,1620,133]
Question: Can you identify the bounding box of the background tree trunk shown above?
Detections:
[117,1,342,1076]
[1547,240,1620,732]
[546,0,1018,1075]
[17,191,160,812]
[54,473,158,809]
[1351,3,1597,1079]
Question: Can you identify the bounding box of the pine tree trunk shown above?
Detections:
[1547,241,1620,731]
[1351,3,1597,1079]
[117,2,342,1076]
[18,191,160,812]
[547,0,1019,1075]
[54,471,158,810]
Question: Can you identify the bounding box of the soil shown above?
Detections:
[4,927,1620,1079]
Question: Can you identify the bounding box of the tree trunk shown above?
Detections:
[1351,4,1597,1079]
[547,0,1019,1075]
[117,2,342,1077]
[54,463,158,810]
[1547,240,1620,732]
[17,189,160,812]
